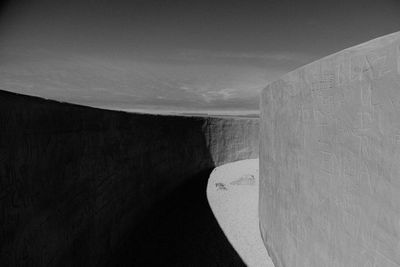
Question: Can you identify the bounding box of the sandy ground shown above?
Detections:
[207,159,274,267]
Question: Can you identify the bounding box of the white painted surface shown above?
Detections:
[207,159,274,267]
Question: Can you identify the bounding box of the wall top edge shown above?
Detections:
[262,30,400,93]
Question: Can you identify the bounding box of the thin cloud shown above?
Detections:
[173,49,315,66]
[0,48,274,111]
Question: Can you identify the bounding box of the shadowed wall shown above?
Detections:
[260,32,400,266]
[0,89,258,266]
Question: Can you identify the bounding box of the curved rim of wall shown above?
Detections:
[278,31,400,82]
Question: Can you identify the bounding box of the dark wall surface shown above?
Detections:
[0,89,259,266]
[260,32,400,267]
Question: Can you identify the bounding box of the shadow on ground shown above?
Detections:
[109,169,245,267]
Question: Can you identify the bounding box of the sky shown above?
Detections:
[0,0,399,112]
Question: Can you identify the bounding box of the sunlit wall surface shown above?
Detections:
[260,32,400,267]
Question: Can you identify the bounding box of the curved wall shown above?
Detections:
[0,90,258,266]
[260,32,400,266]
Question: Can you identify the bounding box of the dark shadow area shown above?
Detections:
[0,89,257,266]
[109,169,245,267]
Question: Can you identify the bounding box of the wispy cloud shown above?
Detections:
[0,48,276,111]
[172,49,315,67]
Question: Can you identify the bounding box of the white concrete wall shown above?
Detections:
[259,32,400,267]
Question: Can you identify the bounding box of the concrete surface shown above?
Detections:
[260,31,400,266]
[207,159,274,267]
[0,89,258,266]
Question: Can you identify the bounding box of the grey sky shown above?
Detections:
[0,0,399,112]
